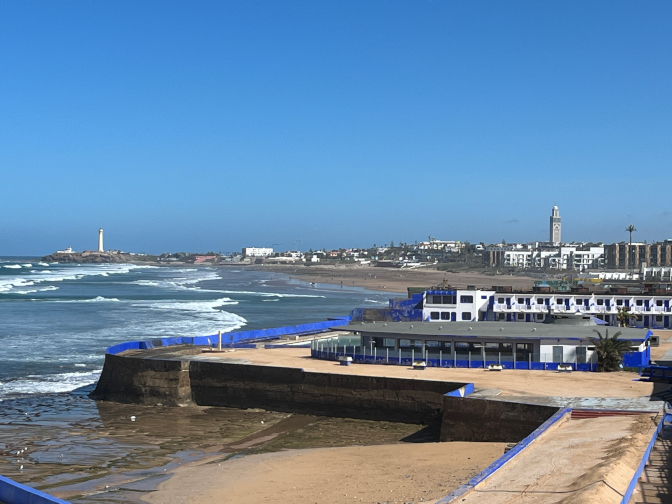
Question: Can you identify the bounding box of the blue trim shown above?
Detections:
[436,407,572,503]
[445,383,475,397]
[0,475,71,504]
[620,414,666,504]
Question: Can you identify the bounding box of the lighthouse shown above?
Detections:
[98,228,104,252]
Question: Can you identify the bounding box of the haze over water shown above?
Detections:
[0,258,390,401]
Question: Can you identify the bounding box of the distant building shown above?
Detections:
[98,228,104,252]
[605,241,672,270]
[242,247,273,257]
[550,206,561,244]
[56,246,75,254]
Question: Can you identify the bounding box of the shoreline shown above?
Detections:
[247,263,536,294]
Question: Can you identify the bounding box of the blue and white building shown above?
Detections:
[421,287,672,329]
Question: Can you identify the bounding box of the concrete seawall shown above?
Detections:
[92,348,562,442]
[441,396,559,443]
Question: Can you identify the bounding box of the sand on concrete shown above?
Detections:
[188,346,658,399]
[251,263,536,293]
[143,441,506,504]
[456,414,658,503]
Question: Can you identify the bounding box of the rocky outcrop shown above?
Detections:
[41,252,155,264]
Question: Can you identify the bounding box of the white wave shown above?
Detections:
[262,299,279,302]
[0,370,102,398]
[36,262,49,267]
[12,286,60,295]
[215,289,325,298]
[0,263,147,294]
[22,263,32,267]
[127,297,247,337]
[3,264,22,269]
[364,299,386,304]
[131,270,221,292]
[52,296,120,303]
[141,297,239,312]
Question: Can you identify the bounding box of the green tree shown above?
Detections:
[590,328,632,372]
[616,306,630,327]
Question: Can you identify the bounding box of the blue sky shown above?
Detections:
[1,1,671,255]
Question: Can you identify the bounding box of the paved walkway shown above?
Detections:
[455,414,657,503]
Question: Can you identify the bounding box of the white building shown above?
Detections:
[242,247,274,257]
[421,286,672,330]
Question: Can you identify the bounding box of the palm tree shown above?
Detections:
[625,224,637,269]
[625,224,637,245]
[616,306,631,327]
[590,328,632,372]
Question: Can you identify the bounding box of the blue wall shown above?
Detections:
[107,317,351,355]
[0,475,71,504]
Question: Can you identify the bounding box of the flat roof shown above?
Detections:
[334,321,649,342]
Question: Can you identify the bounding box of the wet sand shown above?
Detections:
[143,441,506,504]
[251,264,536,293]
[0,392,445,503]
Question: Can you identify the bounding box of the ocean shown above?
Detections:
[0,257,397,501]
[0,257,391,400]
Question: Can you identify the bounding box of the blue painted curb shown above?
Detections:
[436,406,572,503]
[0,474,71,504]
[620,413,667,504]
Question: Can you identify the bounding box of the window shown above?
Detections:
[481,295,487,299]
[517,298,524,304]
[441,312,450,320]
[657,300,663,306]
[498,297,504,303]
[430,311,439,320]
[383,338,396,348]
[399,339,412,348]
[498,313,506,320]
[461,312,472,321]
[537,298,544,304]
[597,299,604,305]
[616,299,623,306]
[536,313,544,320]
[431,295,442,304]
[517,313,525,320]
[656,315,663,322]
[636,300,643,306]
[443,295,456,304]
[557,298,563,304]
[426,340,440,347]
[576,299,582,304]
[460,295,474,303]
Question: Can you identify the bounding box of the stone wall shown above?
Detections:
[92,352,559,442]
[440,395,559,442]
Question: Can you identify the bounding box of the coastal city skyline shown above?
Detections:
[1,2,671,255]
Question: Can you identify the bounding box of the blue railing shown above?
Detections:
[311,348,598,371]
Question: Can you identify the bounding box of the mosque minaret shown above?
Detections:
[550,206,561,244]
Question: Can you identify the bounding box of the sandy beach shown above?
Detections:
[143,441,505,504]
[251,263,536,294]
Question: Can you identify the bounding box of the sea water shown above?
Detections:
[0,257,391,400]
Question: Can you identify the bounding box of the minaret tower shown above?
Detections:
[98,228,104,252]
[550,206,561,244]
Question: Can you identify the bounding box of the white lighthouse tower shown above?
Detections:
[98,228,104,252]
